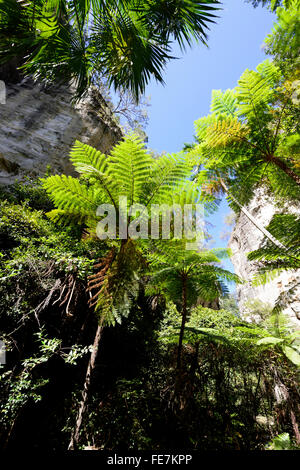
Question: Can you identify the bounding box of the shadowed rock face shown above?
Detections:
[228,187,300,329]
[0,74,122,185]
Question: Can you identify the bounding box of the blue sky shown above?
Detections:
[143,0,276,281]
[144,0,276,154]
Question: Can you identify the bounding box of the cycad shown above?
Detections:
[147,240,240,368]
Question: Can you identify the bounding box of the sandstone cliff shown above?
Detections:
[228,187,300,329]
[0,76,122,185]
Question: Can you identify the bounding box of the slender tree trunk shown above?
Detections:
[68,249,116,449]
[68,322,103,450]
[290,409,300,446]
[219,178,286,250]
[177,274,187,370]
[190,341,200,380]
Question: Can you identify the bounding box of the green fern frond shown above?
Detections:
[251,269,284,287]
[43,175,97,213]
[248,214,300,271]
[210,89,237,116]
[146,152,193,206]
[45,209,95,226]
[194,114,218,142]
[236,60,281,118]
[70,140,108,176]
[272,279,300,316]
[205,115,248,147]
[108,134,153,205]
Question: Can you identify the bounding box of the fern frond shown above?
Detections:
[272,279,300,316]
[70,140,108,176]
[107,134,153,205]
[251,269,284,287]
[163,180,201,206]
[46,209,96,226]
[210,89,237,116]
[205,115,248,147]
[146,152,193,206]
[194,114,217,141]
[43,175,97,214]
[236,60,281,118]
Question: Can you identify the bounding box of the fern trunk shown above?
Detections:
[177,274,187,369]
[290,410,300,446]
[68,322,103,450]
[267,155,300,187]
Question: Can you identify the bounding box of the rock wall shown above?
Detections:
[0,77,123,185]
[228,187,300,329]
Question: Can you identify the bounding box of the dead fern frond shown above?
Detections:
[87,248,116,308]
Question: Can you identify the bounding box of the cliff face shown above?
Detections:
[228,187,300,329]
[0,77,122,185]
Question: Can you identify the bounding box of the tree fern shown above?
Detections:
[190,58,300,215]
[46,132,214,450]
[43,134,199,320]
[205,115,248,148]
[107,136,153,206]
[147,240,241,368]
[264,1,300,77]
[70,141,109,176]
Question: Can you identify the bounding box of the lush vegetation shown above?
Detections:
[0,0,220,100]
[0,0,299,452]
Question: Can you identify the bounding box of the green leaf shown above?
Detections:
[282,345,300,366]
[257,336,284,345]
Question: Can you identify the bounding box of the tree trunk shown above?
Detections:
[290,409,300,446]
[219,178,286,250]
[268,155,300,187]
[190,341,200,380]
[177,274,187,370]
[68,322,103,450]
